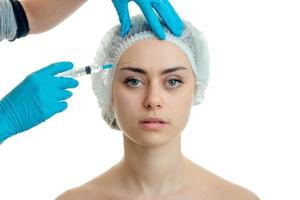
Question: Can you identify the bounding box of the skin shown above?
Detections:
[20,0,87,34]
[56,39,260,200]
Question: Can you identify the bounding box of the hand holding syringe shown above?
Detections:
[56,64,113,78]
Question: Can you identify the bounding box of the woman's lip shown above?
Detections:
[139,122,167,129]
[139,117,168,124]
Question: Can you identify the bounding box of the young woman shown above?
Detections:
[56,15,259,200]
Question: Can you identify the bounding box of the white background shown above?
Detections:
[1,0,299,199]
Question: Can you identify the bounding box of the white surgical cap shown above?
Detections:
[92,14,209,130]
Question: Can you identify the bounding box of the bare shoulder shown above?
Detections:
[56,182,114,200]
[188,161,260,200]
[55,165,121,200]
[55,186,92,200]
[55,177,113,200]
[221,180,260,200]
[207,172,260,200]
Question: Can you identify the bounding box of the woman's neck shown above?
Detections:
[118,133,191,197]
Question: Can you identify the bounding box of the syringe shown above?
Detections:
[56,64,113,78]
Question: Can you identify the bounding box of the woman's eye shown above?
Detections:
[167,78,183,88]
[124,78,143,87]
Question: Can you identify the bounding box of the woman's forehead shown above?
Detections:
[119,39,189,60]
[116,39,192,73]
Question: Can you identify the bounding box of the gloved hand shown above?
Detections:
[112,0,184,39]
[0,62,79,143]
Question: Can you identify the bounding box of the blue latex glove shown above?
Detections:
[112,0,184,39]
[0,62,79,143]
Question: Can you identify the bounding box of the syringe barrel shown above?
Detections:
[56,66,98,77]
[56,64,112,78]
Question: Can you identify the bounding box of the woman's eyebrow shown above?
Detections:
[120,66,188,75]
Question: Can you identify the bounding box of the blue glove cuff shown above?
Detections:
[0,99,19,142]
[0,101,10,143]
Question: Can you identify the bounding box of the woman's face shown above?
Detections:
[112,39,195,147]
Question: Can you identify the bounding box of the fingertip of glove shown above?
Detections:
[59,101,68,112]
[120,26,130,38]
[74,80,79,87]
[173,28,183,37]
[60,61,74,69]
[70,78,79,88]
[156,31,166,40]
[66,90,73,98]
[51,61,74,72]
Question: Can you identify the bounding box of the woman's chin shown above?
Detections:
[123,128,179,148]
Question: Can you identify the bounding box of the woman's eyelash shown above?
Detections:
[170,79,183,83]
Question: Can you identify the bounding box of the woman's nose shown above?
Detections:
[143,84,163,109]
